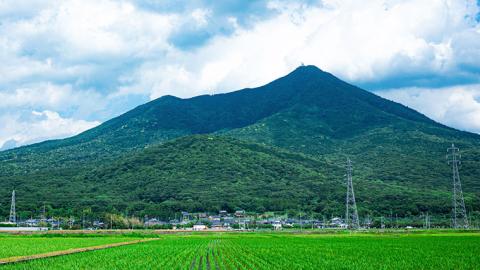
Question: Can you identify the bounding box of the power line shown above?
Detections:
[447,144,469,229]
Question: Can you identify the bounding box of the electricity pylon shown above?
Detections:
[345,158,360,229]
[9,190,16,224]
[447,144,469,229]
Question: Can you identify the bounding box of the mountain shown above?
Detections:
[1,66,479,219]
[78,135,345,217]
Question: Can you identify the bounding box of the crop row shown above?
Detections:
[0,236,137,259]
[2,233,480,269]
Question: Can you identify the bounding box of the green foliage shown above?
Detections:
[3,233,480,269]
[0,65,479,218]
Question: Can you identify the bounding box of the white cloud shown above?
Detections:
[377,84,480,133]
[0,0,177,90]
[0,110,100,150]
[2,0,479,98]
[120,0,480,99]
[0,0,479,146]
[0,83,104,112]
[191,8,211,27]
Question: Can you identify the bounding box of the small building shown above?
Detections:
[330,217,347,228]
[181,212,191,222]
[144,218,164,227]
[25,219,39,227]
[192,224,207,231]
[219,210,228,217]
[93,221,105,228]
[234,210,246,218]
[273,222,282,230]
[209,216,221,222]
[211,220,224,230]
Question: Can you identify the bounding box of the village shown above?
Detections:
[1,209,357,231]
[143,210,354,231]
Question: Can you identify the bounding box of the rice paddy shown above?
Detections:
[1,231,479,269]
[0,235,139,259]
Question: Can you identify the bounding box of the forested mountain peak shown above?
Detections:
[1,66,479,219]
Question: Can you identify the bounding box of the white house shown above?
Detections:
[272,222,282,230]
[192,224,207,231]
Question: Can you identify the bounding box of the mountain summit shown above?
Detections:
[1,66,479,218]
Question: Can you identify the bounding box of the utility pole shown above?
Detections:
[425,212,430,229]
[345,158,360,229]
[364,215,371,229]
[9,190,16,224]
[41,203,46,221]
[311,213,314,230]
[447,144,469,228]
[299,213,302,231]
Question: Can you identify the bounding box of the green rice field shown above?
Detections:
[1,231,479,269]
[0,235,139,259]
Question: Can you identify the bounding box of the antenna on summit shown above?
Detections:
[345,158,360,229]
[447,144,469,228]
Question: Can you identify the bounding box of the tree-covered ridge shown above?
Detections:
[84,135,474,218]
[0,65,446,172]
[1,135,475,220]
[0,65,479,219]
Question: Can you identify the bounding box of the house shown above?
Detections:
[181,211,191,221]
[93,221,105,228]
[219,210,228,217]
[330,217,347,228]
[25,219,39,227]
[273,222,282,230]
[209,216,221,222]
[234,210,246,218]
[211,220,224,230]
[144,218,164,227]
[47,218,61,228]
[223,216,234,222]
[192,224,207,231]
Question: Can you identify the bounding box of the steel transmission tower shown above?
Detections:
[447,144,469,228]
[9,190,16,224]
[345,158,360,229]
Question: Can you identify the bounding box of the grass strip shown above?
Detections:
[0,238,159,265]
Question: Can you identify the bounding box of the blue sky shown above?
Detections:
[0,0,479,149]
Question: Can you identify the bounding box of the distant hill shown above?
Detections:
[1,66,479,219]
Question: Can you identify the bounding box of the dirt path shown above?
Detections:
[0,238,159,265]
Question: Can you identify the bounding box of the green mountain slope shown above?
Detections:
[0,66,445,171]
[1,135,456,219]
[0,65,479,218]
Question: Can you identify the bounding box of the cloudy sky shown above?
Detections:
[0,0,479,150]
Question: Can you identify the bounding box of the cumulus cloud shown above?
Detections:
[377,84,480,133]
[0,110,100,150]
[0,0,479,147]
[120,0,480,99]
